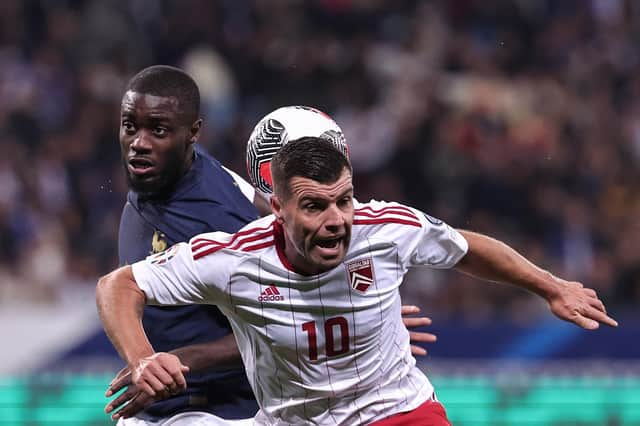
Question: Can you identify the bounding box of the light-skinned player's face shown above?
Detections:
[273,168,354,275]
[120,91,200,195]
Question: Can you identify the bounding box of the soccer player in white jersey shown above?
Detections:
[97,137,618,425]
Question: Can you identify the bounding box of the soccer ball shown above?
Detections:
[246,106,348,194]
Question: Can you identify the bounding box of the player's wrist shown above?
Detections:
[532,270,564,301]
[126,348,156,369]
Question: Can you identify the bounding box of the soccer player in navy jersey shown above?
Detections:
[105,66,436,424]
[109,65,260,425]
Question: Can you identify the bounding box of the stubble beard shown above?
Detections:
[123,147,187,198]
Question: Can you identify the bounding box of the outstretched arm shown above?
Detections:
[455,230,618,330]
[96,266,189,401]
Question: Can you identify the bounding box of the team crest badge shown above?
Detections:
[149,244,179,265]
[345,257,375,293]
[151,230,168,254]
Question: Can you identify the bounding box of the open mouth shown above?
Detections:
[312,237,345,263]
[317,238,340,249]
[128,157,155,175]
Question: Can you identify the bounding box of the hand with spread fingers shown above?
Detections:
[401,305,437,356]
[547,280,618,330]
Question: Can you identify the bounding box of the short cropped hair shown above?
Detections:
[271,137,353,199]
[124,65,200,123]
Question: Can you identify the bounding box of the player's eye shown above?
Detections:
[338,196,352,208]
[303,203,321,213]
[153,127,168,137]
[122,120,136,133]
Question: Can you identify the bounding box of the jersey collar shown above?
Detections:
[273,220,297,273]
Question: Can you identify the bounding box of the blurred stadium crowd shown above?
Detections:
[1,0,638,322]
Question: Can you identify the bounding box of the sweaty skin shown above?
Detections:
[108,98,437,419]
[97,175,618,418]
[271,169,354,275]
[120,91,199,196]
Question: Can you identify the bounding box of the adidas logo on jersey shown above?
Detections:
[259,285,284,302]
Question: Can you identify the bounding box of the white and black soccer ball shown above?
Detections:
[246,106,348,194]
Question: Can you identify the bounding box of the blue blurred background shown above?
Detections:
[0,0,639,424]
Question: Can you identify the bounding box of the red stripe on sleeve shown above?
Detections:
[229,231,273,250]
[354,209,419,220]
[355,204,419,221]
[241,240,275,252]
[192,240,224,252]
[353,218,422,227]
[193,244,227,260]
[191,223,273,252]
[192,223,276,260]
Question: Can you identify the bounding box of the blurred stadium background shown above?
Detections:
[1,0,639,424]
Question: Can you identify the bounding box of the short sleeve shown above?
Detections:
[409,211,468,269]
[356,200,468,270]
[131,232,236,307]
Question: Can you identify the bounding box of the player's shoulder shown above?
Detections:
[353,199,423,229]
[160,146,227,204]
[189,215,276,260]
[193,145,228,178]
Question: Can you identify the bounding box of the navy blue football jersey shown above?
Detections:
[118,145,259,418]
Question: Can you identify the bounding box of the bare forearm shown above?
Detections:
[170,333,243,372]
[455,230,560,299]
[96,266,154,366]
[454,230,618,330]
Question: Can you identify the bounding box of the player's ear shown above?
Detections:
[189,118,202,144]
[271,195,284,223]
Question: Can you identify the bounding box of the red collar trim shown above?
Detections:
[273,220,297,273]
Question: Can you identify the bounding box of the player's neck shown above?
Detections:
[183,146,195,173]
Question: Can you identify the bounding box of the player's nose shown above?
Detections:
[324,204,345,230]
[130,131,153,152]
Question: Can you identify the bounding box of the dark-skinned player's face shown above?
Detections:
[120,91,200,196]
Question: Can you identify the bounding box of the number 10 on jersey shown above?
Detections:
[301,316,350,361]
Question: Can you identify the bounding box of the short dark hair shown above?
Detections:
[124,65,200,123]
[271,137,353,199]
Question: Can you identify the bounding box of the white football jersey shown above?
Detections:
[133,200,468,425]
[222,165,256,202]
